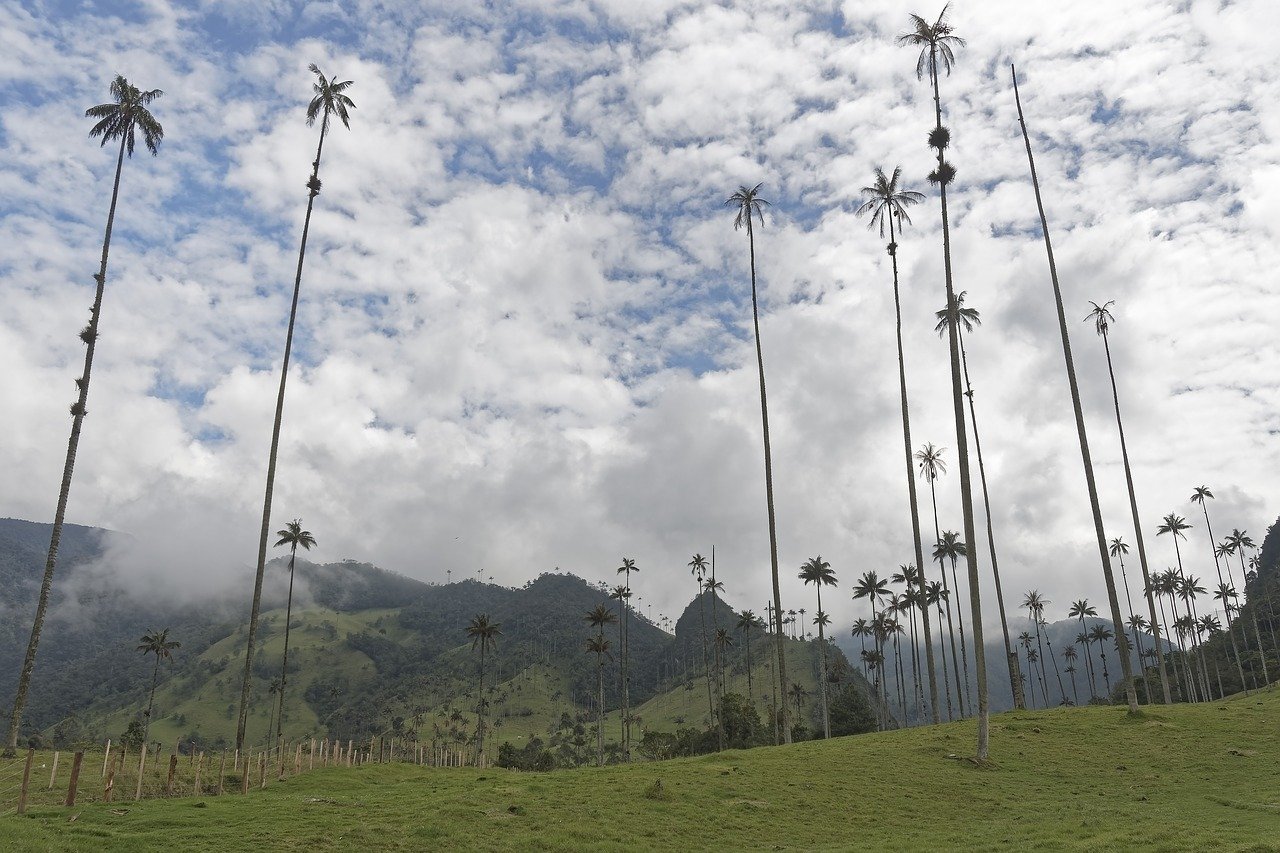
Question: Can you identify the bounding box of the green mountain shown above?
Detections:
[0,520,872,755]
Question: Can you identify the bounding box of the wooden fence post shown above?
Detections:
[233,748,240,774]
[217,751,226,796]
[48,751,59,790]
[166,754,178,797]
[65,751,84,807]
[102,739,112,777]
[194,752,203,796]
[104,766,116,803]
[135,744,148,801]
[278,739,287,780]
[294,742,302,775]
[347,740,353,767]
[309,739,315,771]
[258,753,266,789]
[240,759,250,795]
[16,748,34,815]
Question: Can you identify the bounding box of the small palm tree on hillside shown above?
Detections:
[584,633,612,766]
[856,165,940,723]
[237,64,356,752]
[616,557,639,759]
[7,75,164,755]
[736,610,760,707]
[1189,488,1246,690]
[273,519,316,741]
[137,628,180,744]
[688,554,714,726]
[933,531,970,714]
[1068,599,1099,699]
[799,556,838,738]
[727,183,789,743]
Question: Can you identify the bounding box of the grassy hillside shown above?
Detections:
[8,688,1278,851]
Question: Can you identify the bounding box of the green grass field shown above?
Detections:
[5,688,1278,851]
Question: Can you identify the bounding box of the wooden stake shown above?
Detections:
[102,739,111,777]
[294,742,302,775]
[194,752,204,795]
[258,753,266,789]
[240,758,250,795]
[17,748,34,815]
[166,754,178,797]
[309,738,315,770]
[217,751,227,796]
[104,767,116,803]
[135,744,148,801]
[65,751,84,807]
[48,751,59,790]
[347,740,353,767]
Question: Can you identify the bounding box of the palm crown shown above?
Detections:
[1189,485,1213,505]
[137,628,180,661]
[1156,513,1191,540]
[86,75,164,157]
[799,556,838,589]
[934,290,980,337]
[274,519,316,552]
[855,167,924,238]
[897,4,966,82]
[1084,300,1115,336]
[727,183,769,232]
[465,613,501,652]
[306,64,356,133]
[915,442,947,482]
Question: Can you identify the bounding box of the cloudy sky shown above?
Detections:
[1,0,1276,638]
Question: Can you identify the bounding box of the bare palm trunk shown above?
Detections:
[957,323,1023,710]
[476,645,486,763]
[745,217,790,744]
[275,548,299,742]
[595,653,604,766]
[887,216,940,724]
[1114,550,1153,702]
[1097,330,1171,704]
[906,598,923,723]
[1067,662,1080,706]
[928,481,960,720]
[1078,617,1097,699]
[816,585,830,738]
[744,627,754,704]
[236,123,330,752]
[697,585,712,726]
[948,554,973,712]
[1197,504,1247,692]
[144,653,160,744]
[6,136,130,756]
[1011,66,1136,713]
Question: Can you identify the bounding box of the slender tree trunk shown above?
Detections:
[476,645,485,762]
[596,654,604,766]
[816,586,830,738]
[1097,330,1171,704]
[906,596,923,724]
[1114,551,1153,702]
[935,601,952,719]
[887,216,940,724]
[6,136,130,755]
[957,323,1023,710]
[928,480,960,720]
[745,627,753,705]
[275,548,299,741]
[143,653,160,744]
[1011,66,1137,714]
[622,576,631,761]
[236,123,330,752]
[1067,663,1079,706]
[1043,634,1067,705]
[948,555,973,713]
[745,217,790,744]
[1198,503,1247,692]
[697,584,712,726]
[1078,617,1097,700]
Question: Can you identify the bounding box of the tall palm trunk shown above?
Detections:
[887,215,940,724]
[1077,617,1098,699]
[236,122,331,751]
[1098,328,1171,704]
[744,215,790,744]
[905,596,923,723]
[1170,538,1210,700]
[927,482,961,719]
[143,652,160,744]
[744,626,754,705]
[622,582,630,760]
[697,585,713,725]
[6,135,129,755]
[1114,550,1153,702]
[476,644,486,763]
[957,323,1023,710]
[1011,67,1137,713]
[1067,661,1080,706]
[275,546,300,742]
[816,585,830,738]
[934,599,953,719]
[947,553,973,712]
[1239,551,1271,686]
[1157,593,1189,701]
[595,650,604,766]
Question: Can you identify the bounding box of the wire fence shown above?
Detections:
[0,735,485,817]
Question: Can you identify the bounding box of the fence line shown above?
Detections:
[2,734,488,817]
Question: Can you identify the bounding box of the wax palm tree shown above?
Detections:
[616,557,639,758]
[237,64,356,752]
[858,166,940,723]
[727,183,789,742]
[1068,600,1099,699]
[924,580,954,719]
[1188,489,1245,691]
[1023,591,1064,705]
[1233,543,1272,686]
[272,519,315,741]
[736,610,760,704]
[1062,646,1080,706]
[1108,537,1153,702]
[1083,300,1171,704]
[900,5,990,757]
[934,531,970,713]
[936,292,1022,709]
[1214,580,1252,690]
[1152,570,1192,701]
[1011,69,1136,714]
[1178,574,1212,699]
[1157,513,1198,696]
[136,628,180,744]
[799,556,838,738]
[852,618,872,676]
[917,444,962,717]
[6,76,165,755]
[688,554,714,725]
[892,565,926,722]
[1089,624,1114,696]
[1127,614,1152,698]
[855,571,891,726]
[466,614,501,763]
[584,634,611,765]
[1017,631,1044,707]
